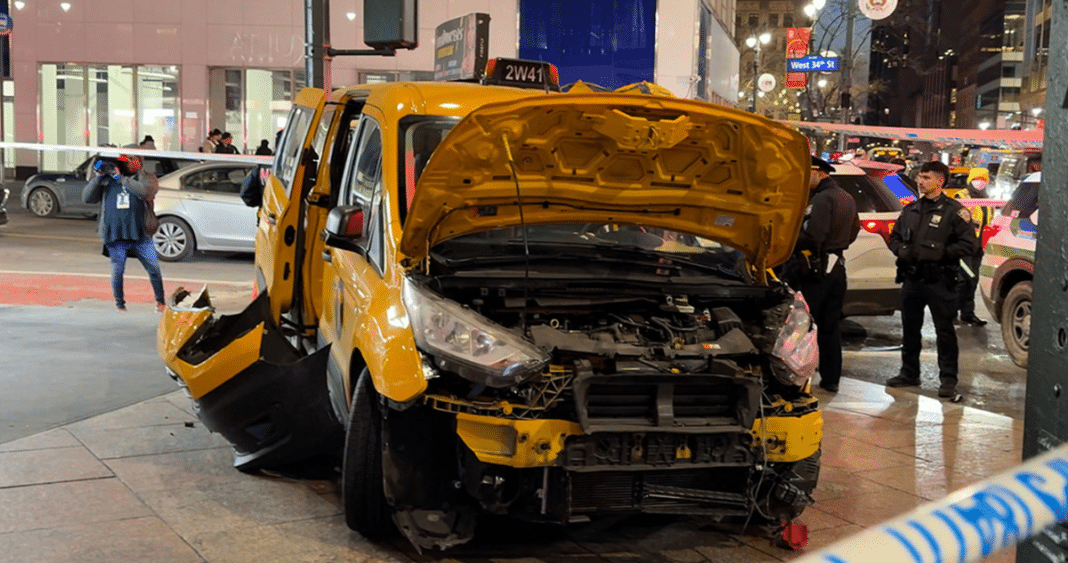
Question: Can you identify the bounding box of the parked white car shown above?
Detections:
[832,161,905,316]
[152,162,259,261]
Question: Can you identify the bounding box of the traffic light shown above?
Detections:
[363,0,418,50]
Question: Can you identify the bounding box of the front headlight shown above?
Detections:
[403,278,550,388]
[769,291,819,387]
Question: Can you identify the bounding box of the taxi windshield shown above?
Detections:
[399,116,460,222]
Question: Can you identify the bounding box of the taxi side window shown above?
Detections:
[349,121,383,205]
[338,117,385,273]
[273,105,316,198]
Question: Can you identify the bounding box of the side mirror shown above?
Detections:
[321,206,367,255]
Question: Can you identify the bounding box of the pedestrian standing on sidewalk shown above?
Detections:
[82,155,166,312]
[215,132,240,154]
[951,167,994,326]
[886,161,978,398]
[201,129,221,153]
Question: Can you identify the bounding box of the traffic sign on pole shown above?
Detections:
[787,55,840,73]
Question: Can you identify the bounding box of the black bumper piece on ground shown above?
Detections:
[195,344,343,471]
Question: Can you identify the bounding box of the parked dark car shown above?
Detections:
[20,154,196,218]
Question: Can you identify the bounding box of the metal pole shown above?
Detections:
[751,47,759,113]
[838,0,855,150]
[304,0,326,89]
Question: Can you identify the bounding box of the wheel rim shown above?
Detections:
[154,222,187,258]
[1010,298,1031,350]
[29,190,54,216]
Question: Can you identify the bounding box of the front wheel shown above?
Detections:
[27,187,59,217]
[342,369,393,540]
[1001,281,1031,368]
[154,216,195,261]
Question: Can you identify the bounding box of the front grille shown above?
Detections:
[563,431,755,470]
[574,373,761,433]
[569,468,751,516]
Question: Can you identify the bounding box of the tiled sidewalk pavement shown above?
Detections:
[0,378,1023,563]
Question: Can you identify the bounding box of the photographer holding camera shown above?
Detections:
[82,155,166,312]
[886,161,978,398]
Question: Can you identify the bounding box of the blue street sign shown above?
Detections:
[787,55,840,73]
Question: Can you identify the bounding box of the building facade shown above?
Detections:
[735,0,810,120]
[7,0,739,177]
[1019,0,1050,119]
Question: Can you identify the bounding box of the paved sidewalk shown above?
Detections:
[0,378,1022,563]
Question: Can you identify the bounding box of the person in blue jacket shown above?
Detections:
[82,156,166,312]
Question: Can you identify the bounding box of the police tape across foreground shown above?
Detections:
[795,443,1068,563]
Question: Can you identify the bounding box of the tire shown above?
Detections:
[1001,281,1031,368]
[154,216,195,262]
[342,369,393,540]
[27,187,59,217]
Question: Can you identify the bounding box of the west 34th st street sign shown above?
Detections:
[787,55,840,72]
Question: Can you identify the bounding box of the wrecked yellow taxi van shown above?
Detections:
[158,60,823,551]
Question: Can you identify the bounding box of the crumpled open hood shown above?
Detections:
[400,92,811,270]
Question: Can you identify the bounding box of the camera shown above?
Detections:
[94,158,120,177]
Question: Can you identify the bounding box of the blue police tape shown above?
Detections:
[794,442,1068,563]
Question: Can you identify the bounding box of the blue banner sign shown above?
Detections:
[787,56,839,72]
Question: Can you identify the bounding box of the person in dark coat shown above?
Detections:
[215,132,240,154]
[255,139,273,156]
[82,156,166,312]
[788,156,860,393]
[886,160,978,398]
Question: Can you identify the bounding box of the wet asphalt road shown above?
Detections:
[0,184,256,444]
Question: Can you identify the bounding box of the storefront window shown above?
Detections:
[40,63,180,169]
[209,67,304,154]
[137,65,180,151]
[3,81,14,170]
[40,64,88,171]
[87,65,134,149]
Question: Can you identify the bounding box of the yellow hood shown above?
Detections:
[400,92,812,270]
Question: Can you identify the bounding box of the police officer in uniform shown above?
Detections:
[789,156,860,393]
[886,161,979,398]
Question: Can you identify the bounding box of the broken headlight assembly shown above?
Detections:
[403,278,550,388]
[769,291,818,387]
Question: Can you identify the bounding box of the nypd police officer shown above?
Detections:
[785,156,860,393]
[886,161,978,398]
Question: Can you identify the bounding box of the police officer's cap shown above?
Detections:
[811,155,835,174]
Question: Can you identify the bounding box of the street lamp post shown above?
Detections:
[838,0,855,150]
[746,32,772,114]
[801,0,825,122]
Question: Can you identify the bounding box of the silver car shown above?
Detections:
[153,162,258,261]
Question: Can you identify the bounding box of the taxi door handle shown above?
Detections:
[321,248,332,263]
[265,212,277,225]
[185,194,204,200]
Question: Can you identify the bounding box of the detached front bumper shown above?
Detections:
[158,287,342,471]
